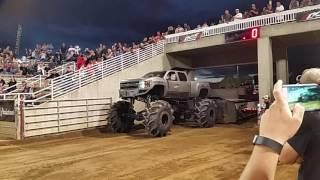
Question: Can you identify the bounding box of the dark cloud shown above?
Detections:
[0,0,268,50]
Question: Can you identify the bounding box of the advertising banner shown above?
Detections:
[296,9,320,22]
[179,32,202,43]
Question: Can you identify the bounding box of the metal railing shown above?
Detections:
[0,41,165,104]
[48,61,76,76]
[51,41,164,98]
[165,5,320,44]
[2,61,76,95]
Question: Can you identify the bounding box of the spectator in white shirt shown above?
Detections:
[175,25,184,33]
[202,22,209,27]
[233,9,243,21]
[66,46,76,60]
[195,25,202,30]
[40,51,46,61]
[275,1,285,13]
[74,45,81,55]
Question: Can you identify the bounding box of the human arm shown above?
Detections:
[251,9,259,16]
[279,143,300,164]
[280,107,312,164]
[240,80,305,180]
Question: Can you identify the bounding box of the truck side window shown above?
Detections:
[178,72,187,82]
[167,72,177,81]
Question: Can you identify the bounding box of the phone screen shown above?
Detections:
[283,84,320,111]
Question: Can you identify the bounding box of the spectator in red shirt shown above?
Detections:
[262,4,274,15]
[243,10,251,19]
[76,55,85,70]
[154,32,161,42]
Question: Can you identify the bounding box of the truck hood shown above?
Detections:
[120,78,146,83]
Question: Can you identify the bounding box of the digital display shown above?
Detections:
[225,28,260,43]
[283,84,320,111]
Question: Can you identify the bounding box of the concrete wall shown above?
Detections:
[58,53,185,102]
[165,34,225,53]
[261,19,320,38]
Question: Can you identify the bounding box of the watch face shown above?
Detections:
[252,135,258,144]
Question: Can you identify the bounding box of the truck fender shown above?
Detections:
[199,88,209,98]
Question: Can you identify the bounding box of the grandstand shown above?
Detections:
[1,4,320,139]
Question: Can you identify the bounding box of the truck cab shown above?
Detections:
[164,70,190,98]
[119,70,210,100]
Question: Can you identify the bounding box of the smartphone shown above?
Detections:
[283,84,320,111]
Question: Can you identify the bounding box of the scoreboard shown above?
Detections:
[225,28,260,43]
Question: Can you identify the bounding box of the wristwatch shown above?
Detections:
[252,135,283,155]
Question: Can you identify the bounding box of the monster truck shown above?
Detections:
[109,70,217,137]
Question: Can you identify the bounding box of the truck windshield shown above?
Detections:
[143,71,166,78]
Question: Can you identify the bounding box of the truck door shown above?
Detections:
[177,72,190,97]
[165,71,180,97]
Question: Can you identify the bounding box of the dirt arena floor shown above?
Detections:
[0,122,298,180]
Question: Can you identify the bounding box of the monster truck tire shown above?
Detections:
[109,101,135,133]
[146,100,174,137]
[195,99,217,128]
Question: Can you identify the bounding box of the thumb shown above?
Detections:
[292,104,305,123]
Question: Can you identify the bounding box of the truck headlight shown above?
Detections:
[139,81,146,89]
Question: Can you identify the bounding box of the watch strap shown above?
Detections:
[253,135,283,155]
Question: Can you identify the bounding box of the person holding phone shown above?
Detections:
[279,68,320,180]
[240,80,305,180]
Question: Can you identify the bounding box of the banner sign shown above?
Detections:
[179,32,202,43]
[0,100,15,122]
[297,9,320,22]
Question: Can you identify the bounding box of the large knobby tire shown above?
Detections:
[109,101,135,133]
[195,99,217,128]
[146,100,174,137]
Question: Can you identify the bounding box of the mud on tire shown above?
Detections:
[109,101,135,133]
[146,100,174,137]
[195,99,217,128]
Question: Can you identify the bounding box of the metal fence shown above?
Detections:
[22,98,112,137]
[165,5,320,44]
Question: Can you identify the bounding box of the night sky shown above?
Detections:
[0,0,270,50]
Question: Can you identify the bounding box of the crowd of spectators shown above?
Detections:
[0,44,63,78]
[57,31,165,71]
[164,0,320,36]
